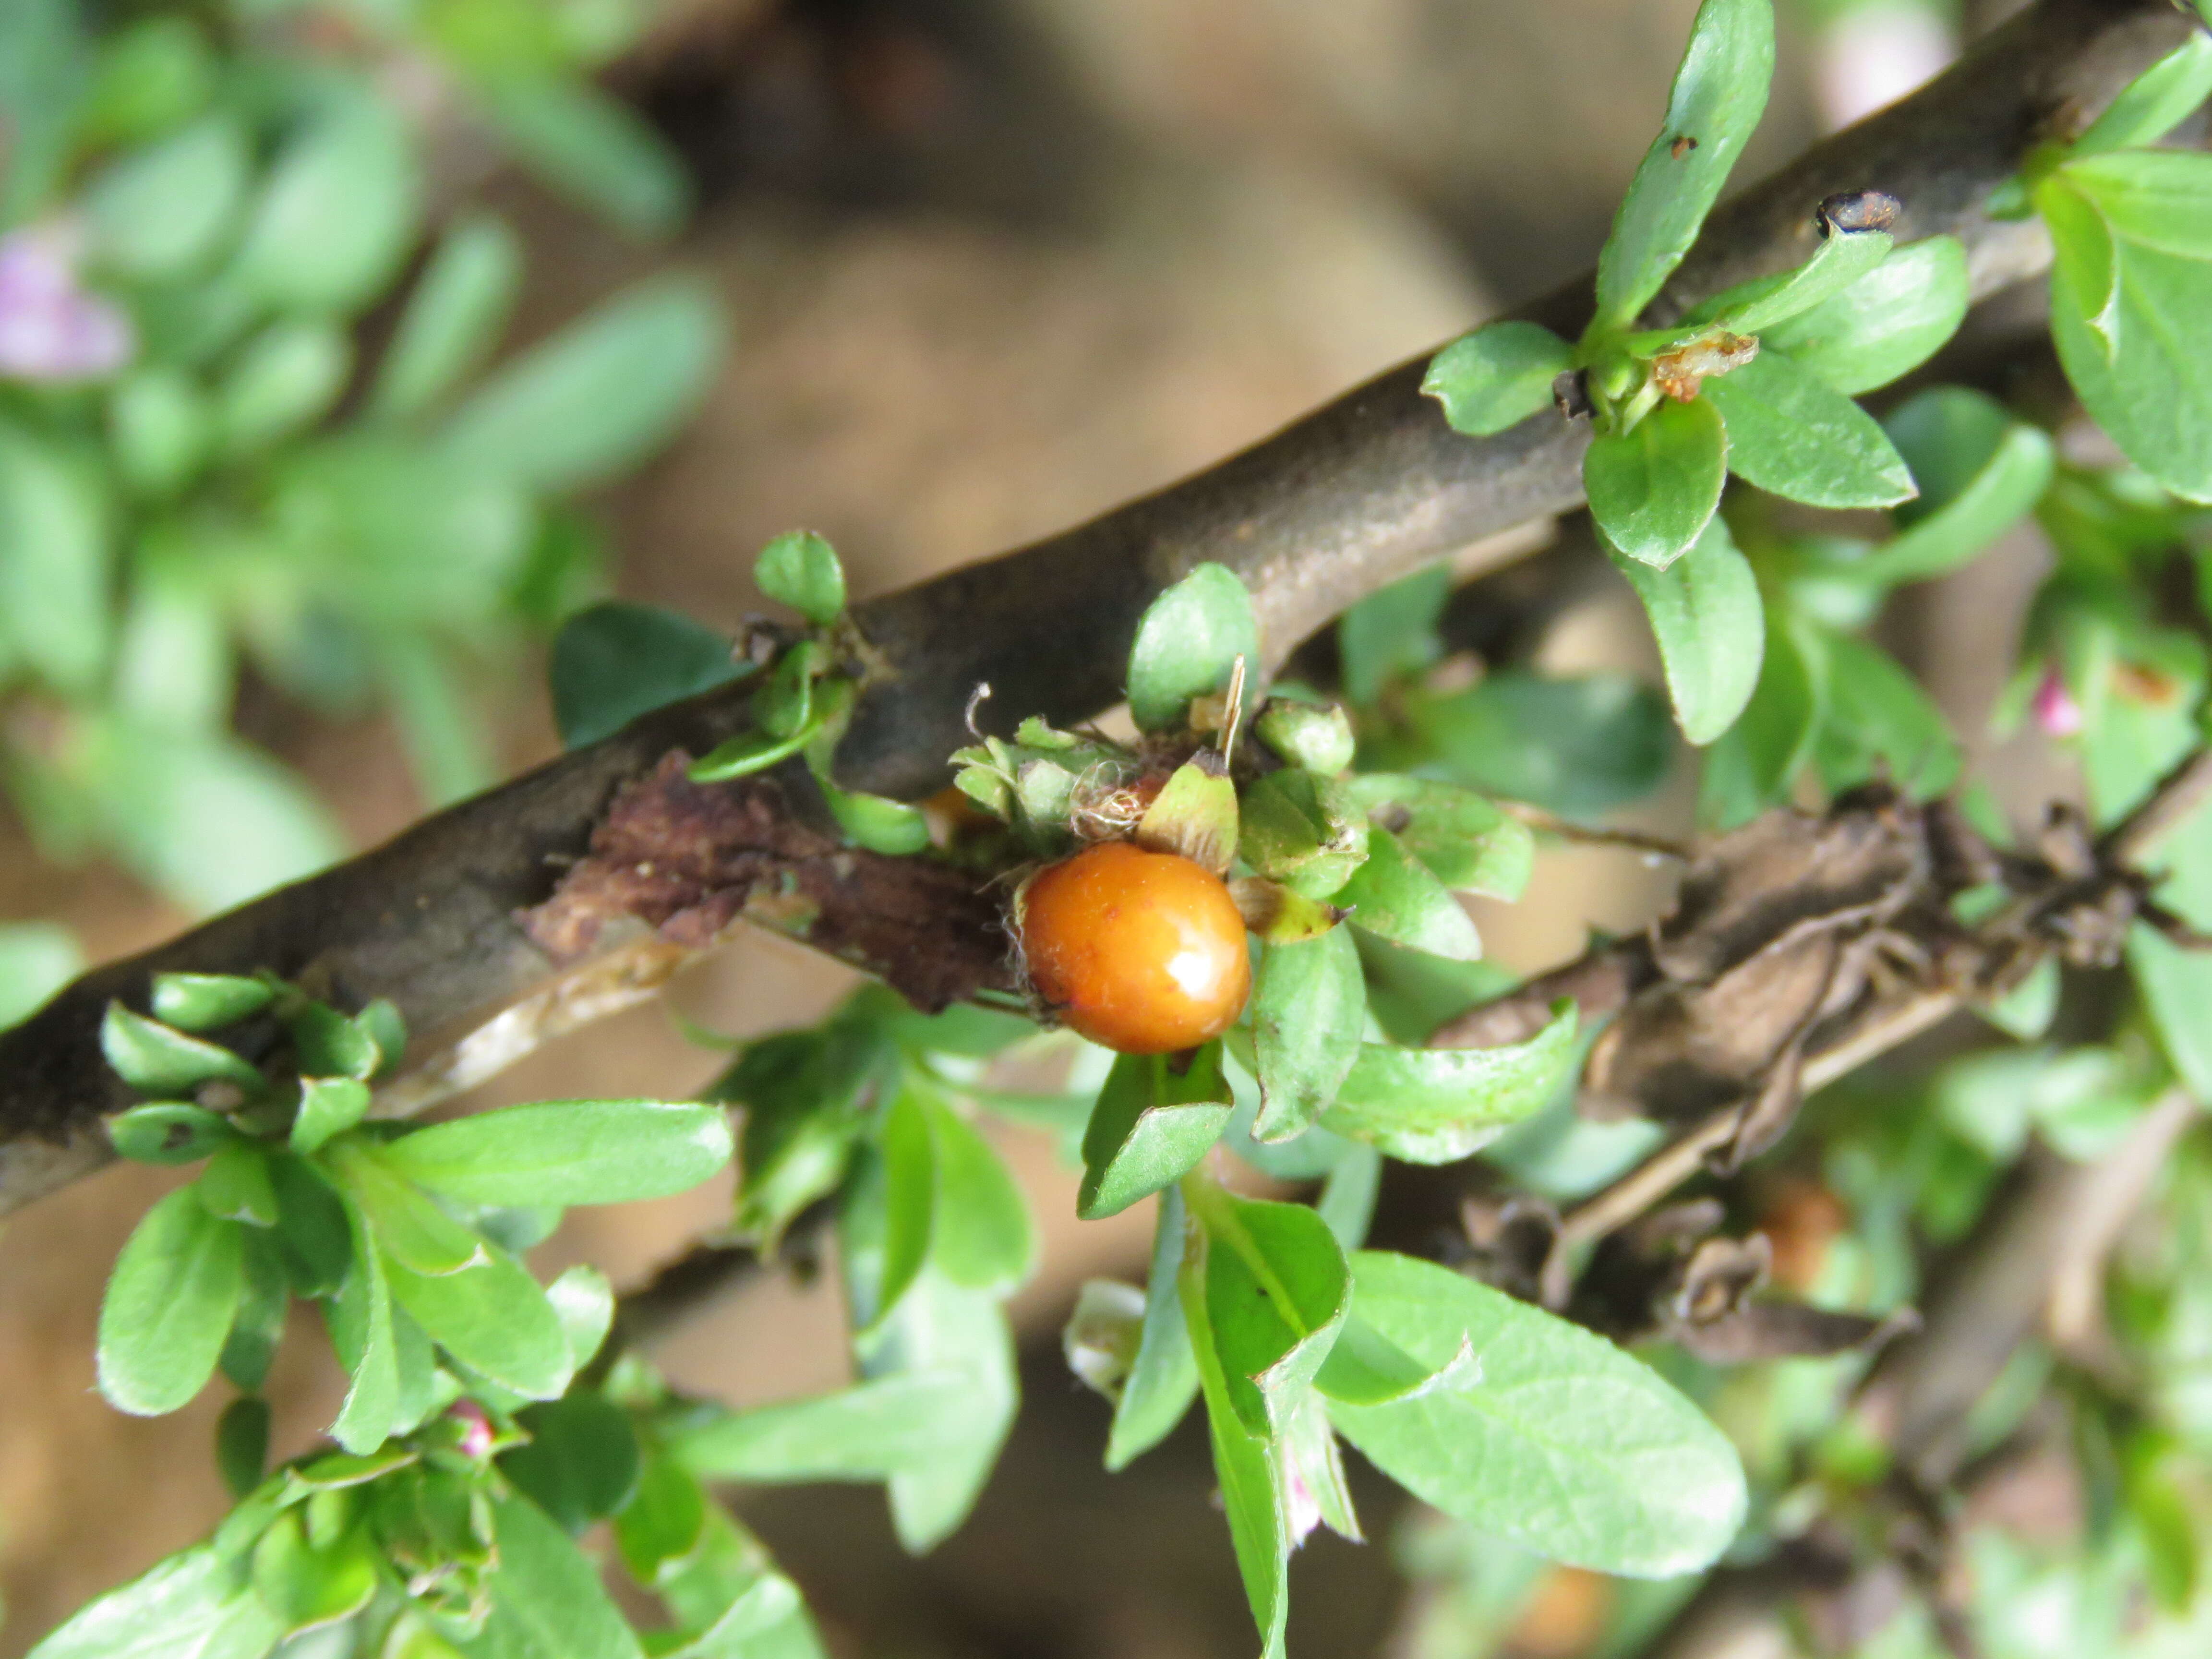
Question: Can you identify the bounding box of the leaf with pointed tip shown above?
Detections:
[1192,1186,1350,1439]
[1106,1188,1202,1470]
[1078,1046,1235,1220]
[1759,236,1968,394]
[1336,827,1483,961]
[1322,1002,1577,1164]
[1325,1251,1747,1577]
[1705,349,1914,508]
[378,1099,733,1207]
[2075,33,2212,155]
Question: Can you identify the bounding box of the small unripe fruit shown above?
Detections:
[1020,841,1251,1055]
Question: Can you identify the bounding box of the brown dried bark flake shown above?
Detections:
[521,755,1016,1012]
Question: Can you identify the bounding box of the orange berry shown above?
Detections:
[1020,841,1251,1055]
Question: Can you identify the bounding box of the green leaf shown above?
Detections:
[443,276,724,493]
[1336,826,1483,961]
[103,1005,262,1096]
[1813,630,1961,798]
[199,1141,279,1227]
[75,720,344,914]
[24,1545,283,1659]
[1133,759,1241,873]
[1190,1183,1351,1437]
[1759,236,1969,394]
[269,1153,352,1298]
[2074,32,2212,155]
[2064,151,2212,262]
[476,72,689,240]
[1424,321,1574,436]
[461,1491,645,1659]
[754,530,847,627]
[1337,774,1533,899]
[1592,0,1776,332]
[151,972,273,1032]
[550,601,745,749]
[216,1396,271,1501]
[1852,388,2056,586]
[501,1394,643,1533]
[672,1370,977,1482]
[1611,513,1764,745]
[109,370,214,498]
[869,1086,937,1328]
[98,1186,244,1415]
[370,212,523,420]
[1126,563,1260,732]
[386,1244,574,1400]
[817,781,933,855]
[213,319,347,454]
[327,1137,490,1275]
[860,1272,1020,1554]
[1251,925,1366,1143]
[924,1094,1036,1293]
[1386,672,1676,816]
[1317,1143,1383,1250]
[286,1001,380,1081]
[1179,1225,1288,1658]
[1338,564,1448,707]
[83,112,248,278]
[229,92,420,315]
[290,1076,370,1156]
[718,1021,885,1250]
[1322,1002,1578,1164]
[548,1264,617,1372]
[1685,224,1893,335]
[0,421,111,697]
[1698,606,1824,828]
[1106,1187,1202,1470]
[108,1102,234,1166]
[250,1508,377,1635]
[0,919,78,1030]
[1325,1251,1747,1576]
[325,1189,400,1454]
[1704,349,1915,508]
[2046,219,2212,502]
[379,1099,733,1207]
[615,1454,709,1586]
[1314,1310,1478,1407]
[1585,395,1728,568]
[1238,768,1369,899]
[687,724,814,785]
[1078,1046,1236,1220]
[220,1227,288,1391]
[1253,698,1356,774]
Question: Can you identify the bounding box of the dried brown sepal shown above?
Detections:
[1651,330,1758,402]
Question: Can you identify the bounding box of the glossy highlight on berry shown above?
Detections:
[1018,841,1251,1055]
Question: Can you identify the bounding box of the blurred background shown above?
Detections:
[0,1,2040,1654]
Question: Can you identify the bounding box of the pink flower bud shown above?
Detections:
[2032,668,2083,738]
[447,1398,495,1459]
[0,227,134,384]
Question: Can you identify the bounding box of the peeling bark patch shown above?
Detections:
[520,755,1016,1011]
